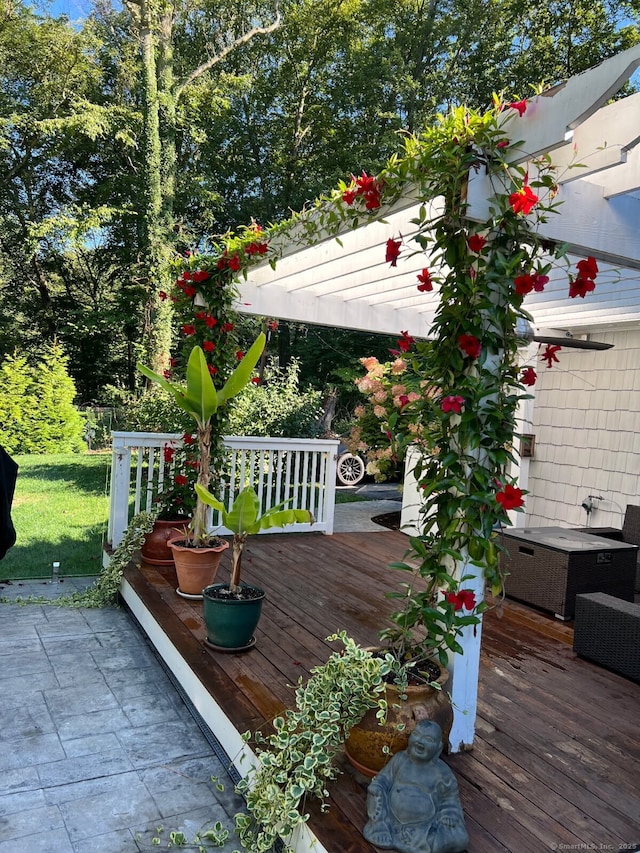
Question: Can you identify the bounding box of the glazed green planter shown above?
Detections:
[202,583,265,651]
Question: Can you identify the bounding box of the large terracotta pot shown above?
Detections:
[141,518,191,566]
[344,663,453,777]
[168,537,230,598]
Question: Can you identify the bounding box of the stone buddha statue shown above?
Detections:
[363,720,469,853]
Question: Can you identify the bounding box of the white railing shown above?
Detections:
[108,432,340,548]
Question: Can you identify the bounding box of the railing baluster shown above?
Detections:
[109,432,340,545]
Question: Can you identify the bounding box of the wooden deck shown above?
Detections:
[122,530,640,853]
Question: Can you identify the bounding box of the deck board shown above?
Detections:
[123,530,640,852]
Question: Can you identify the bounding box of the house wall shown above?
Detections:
[524,326,640,530]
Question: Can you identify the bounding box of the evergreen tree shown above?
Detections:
[31,342,86,453]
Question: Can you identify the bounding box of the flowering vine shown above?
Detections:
[164,98,599,666]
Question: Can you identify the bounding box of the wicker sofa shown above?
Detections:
[579,504,640,592]
[573,592,640,682]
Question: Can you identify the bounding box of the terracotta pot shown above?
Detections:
[168,537,230,598]
[344,664,453,777]
[141,518,191,566]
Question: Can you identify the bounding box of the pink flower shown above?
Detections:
[441,395,465,414]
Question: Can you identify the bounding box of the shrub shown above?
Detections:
[0,343,86,454]
[227,359,323,438]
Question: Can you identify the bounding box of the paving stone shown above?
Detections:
[58,776,162,842]
[132,805,243,853]
[62,732,122,758]
[0,765,40,795]
[44,681,120,722]
[0,826,74,853]
[0,669,59,697]
[0,732,65,773]
[0,787,46,817]
[43,769,145,806]
[0,696,56,740]
[71,828,139,853]
[0,803,65,841]
[116,721,211,769]
[37,747,134,789]
[103,665,172,692]
[55,708,132,741]
[121,693,181,727]
[91,646,158,671]
[37,610,92,636]
[0,649,54,679]
[0,619,39,640]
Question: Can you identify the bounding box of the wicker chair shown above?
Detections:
[580,505,640,592]
[573,592,640,682]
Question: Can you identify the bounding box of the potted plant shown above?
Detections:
[140,437,198,566]
[195,484,313,650]
[137,333,266,597]
[234,632,396,852]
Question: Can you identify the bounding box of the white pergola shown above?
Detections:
[239,44,640,342]
[234,44,640,751]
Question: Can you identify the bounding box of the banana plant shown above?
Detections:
[137,333,266,545]
[195,484,313,592]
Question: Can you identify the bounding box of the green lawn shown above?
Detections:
[0,452,368,581]
[1,453,110,580]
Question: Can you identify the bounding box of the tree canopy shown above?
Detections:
[0,0,638,404]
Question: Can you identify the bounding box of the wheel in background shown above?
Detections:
[336,452,366,486]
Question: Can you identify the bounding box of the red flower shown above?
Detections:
[182,324,196,336]
[222,322,234,332]
[163,369,172,379]
[195,311,207,320]
[417,268,433,292]
[398,394,410,409]
[397,330,415,353]
[246,241,269,255]
[208,364,218,375]
[236,350,245,360]
[521,367,537,386]
[385,237,402,267]
[203,341,216,352]
[159,291,168,301]
[497,140,509,149]
[169,358,177,367]
[183,285,196,297]
[467,234,486,253]
[251,377,261,385]
[514,274,534,296]
[446,590,477,611]
[577,256,598,279]
[174,474,188,487]
[191,270,210,282]
[507,99,527,117]
[343,172,383,210]
[569,256,598,298]
[496,484,524,511]
[516,273,549,296]
[509,181,538,216]
[228,254,242,272]
[458,334,481,359]
[540,343,561,368]
[441,395,465,414]
[182,433,195,445]
[267,319,279,331]
[204,315,217,328]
